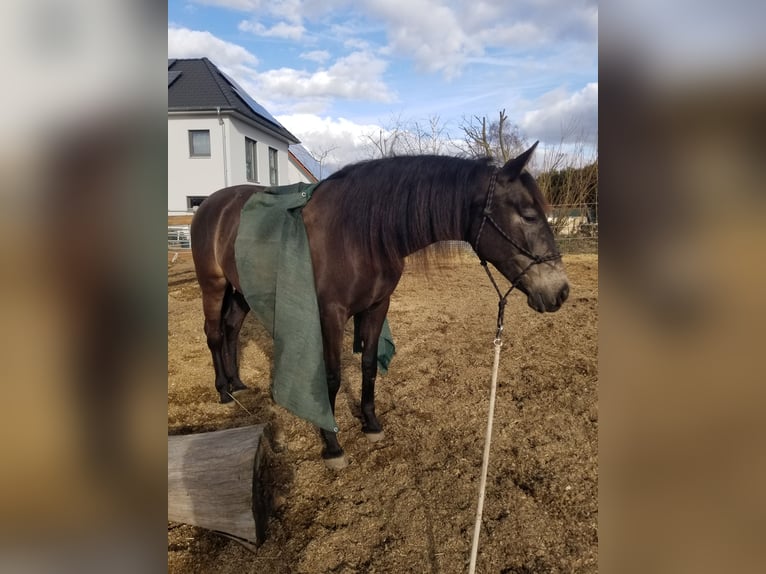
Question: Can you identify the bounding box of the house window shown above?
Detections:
[268,147,279,185]
[189,130,211,157]
[245,137,257,182]
[187,196,207,211]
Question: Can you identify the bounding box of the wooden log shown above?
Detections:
[168,424,272,548]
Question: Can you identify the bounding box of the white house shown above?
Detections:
[168,58,319,215]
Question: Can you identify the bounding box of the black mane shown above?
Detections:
[320,155,494,266]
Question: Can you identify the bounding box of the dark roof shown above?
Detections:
[168,58,299,144]
[289,144,321,182]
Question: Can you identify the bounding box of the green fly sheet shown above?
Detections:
[234,182,395,432]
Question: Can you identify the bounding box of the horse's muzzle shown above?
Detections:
[527,281,569,313]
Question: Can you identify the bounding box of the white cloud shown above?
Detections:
[188,0,263,10]
[168,4,597,151]
[190,0,308,23]
[277,113,389,171]
[168,26,258,71]
[365,0,482,77]
[355,0,596,78]
[343,37,370,51]
[238,19,306,40]
[300,50,331,63]
[168,27,394,115]
[457,0,597,45]
[256,51,395,105]
[521,83,598,145]
[268,0,306,24]
[184,1,597,80]
[476,21,545,47]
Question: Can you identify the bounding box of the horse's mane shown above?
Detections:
[319,155,495,267]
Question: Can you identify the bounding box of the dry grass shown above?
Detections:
[168,253,598,573]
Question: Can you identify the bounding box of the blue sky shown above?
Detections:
[168,0,597,170]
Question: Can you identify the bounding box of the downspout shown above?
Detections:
[217,107,228,187]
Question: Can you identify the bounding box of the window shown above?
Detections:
[268,147,279,185]
[187,196,207,211]
[245,137,257,182]
[189,130,211,157]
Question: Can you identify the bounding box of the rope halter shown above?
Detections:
[473,171,562,340]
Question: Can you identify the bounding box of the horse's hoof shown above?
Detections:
[364,431,385,443]
[230,381,248,392]
[323,455,348,470]
[219,393,233,404]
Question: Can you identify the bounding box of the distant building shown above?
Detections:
[168,57,319,215]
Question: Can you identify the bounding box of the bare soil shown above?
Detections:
[168,252,598,573]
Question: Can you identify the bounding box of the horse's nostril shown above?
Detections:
[560,283,570,304]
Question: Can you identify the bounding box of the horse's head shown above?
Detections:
[470,143,570,313]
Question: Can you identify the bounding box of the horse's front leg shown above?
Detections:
[319,370,346,469]
[357,299,391,442]
[318,308,347,469]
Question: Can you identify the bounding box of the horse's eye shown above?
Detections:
[521,210,538,223]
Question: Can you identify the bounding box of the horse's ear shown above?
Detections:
[501,141,539,179]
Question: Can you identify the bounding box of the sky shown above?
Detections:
[168,0,598,173]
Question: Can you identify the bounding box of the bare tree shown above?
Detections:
[405,115,451,155]
[459,109,527,162]
[362,114,455,158]
[535,122,599,240]
[360,128,396,158]
[361,113,407,158]
[312,145,339,179]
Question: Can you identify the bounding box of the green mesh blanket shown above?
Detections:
[234,182,395,432]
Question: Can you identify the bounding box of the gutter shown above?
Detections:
[169,108,300,145]
[217,107,228,187]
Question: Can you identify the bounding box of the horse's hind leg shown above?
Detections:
[200,276,233,403]
[222,288,249,393]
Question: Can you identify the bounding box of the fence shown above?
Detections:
[555,235,598,254]
[548,202,598,254]
[167,203,597,254]
[168,225,191,250]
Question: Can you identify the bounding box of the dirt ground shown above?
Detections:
[168,252,598,573]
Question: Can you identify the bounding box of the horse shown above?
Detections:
[190,143,569,469]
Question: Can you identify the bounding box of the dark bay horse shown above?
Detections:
[190,143,569,468]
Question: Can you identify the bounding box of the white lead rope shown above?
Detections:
[468,337,503,574]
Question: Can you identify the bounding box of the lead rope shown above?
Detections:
[470,170,563,572]
[468,261,546,574]
[468,292,510,574]
[226,391,253,416]
[468,284,506,574]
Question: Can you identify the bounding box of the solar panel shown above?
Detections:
[219,70,287,130]
[168,70,182,86]
[289,144,322,179]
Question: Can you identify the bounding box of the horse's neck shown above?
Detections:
[399,185,470,256]
[409,225,462,254]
